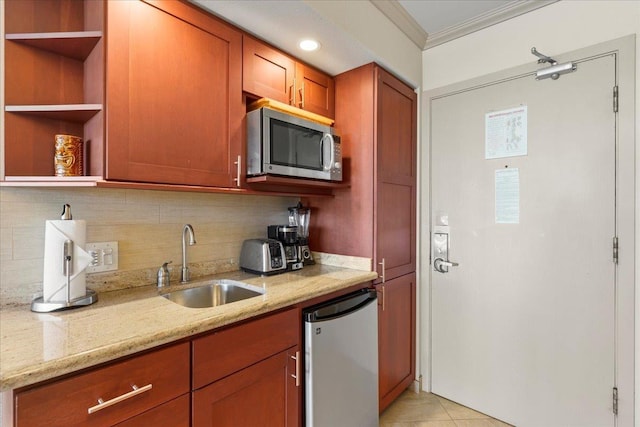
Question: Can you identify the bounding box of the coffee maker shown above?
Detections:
[267,225,303,271]
[288,202,314,265]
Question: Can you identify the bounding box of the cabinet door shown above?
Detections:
[243,36,295,105]
[377,273,416,412]
[295,63,335,119]
[375,67,417,283]
[193,347,300,427]
[106,0,243,187]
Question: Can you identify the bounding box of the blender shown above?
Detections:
[289,202,315,265]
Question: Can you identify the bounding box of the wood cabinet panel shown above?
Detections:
[295,63,335,119]
[243,35,295,104]
[192,308,299,390]
[114,394,190,427]
[306,63,416,282]
[106,0,243,187]
[377,273,416,411]
[5,43,84,105]
[5,0,85,33]
[14,343,190,427]
[193,347,299,427]
[376,67,417,279]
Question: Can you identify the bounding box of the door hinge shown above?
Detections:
[613,236,619,264]
[612,387,618,415]
[613,85,619,112]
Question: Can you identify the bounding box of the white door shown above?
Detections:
[430,48,617,426]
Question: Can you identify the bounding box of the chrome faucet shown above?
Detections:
[181,224,196,283]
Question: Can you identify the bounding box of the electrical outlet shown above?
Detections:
[86,241,119,273]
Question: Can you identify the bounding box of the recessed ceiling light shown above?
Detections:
[299,39,320,52]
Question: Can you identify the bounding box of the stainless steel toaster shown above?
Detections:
[239,238,287,275]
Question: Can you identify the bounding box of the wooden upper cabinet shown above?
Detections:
[294,62,335,119]
[242,36,335,119]
[243,36,295,105]
[106,0,243,187]
[306,63,416,282]
[375,67,417,281]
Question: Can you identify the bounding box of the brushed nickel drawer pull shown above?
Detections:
[88,383,152,414]
[233,155,242,188]
[291,351,300,387]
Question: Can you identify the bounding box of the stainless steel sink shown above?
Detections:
[161,280,264,308]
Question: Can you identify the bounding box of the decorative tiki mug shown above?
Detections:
[54,134,83,176]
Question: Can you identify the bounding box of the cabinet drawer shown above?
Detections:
[15,342,190,427]
[114,393,190,427]
[192,308,299,389]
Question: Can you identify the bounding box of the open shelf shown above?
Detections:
[1,176,103,187]
[6,31,102,60]
[245,175,348,196]
[4,0,105,182]
[5,104,102,122]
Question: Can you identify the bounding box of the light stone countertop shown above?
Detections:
[0,263,377,392]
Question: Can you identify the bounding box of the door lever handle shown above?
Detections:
[434,257,459,273]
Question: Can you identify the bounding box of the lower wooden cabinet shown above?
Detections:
[193,347,300,426]
[377,272,416,412]
[14,343,190,427]
[191,308,301,427]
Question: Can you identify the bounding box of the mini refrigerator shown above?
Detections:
[304,288,379,427]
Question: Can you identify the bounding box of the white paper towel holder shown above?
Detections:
[31,205,99,313]
[31,238,98,312]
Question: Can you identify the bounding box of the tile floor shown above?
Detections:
[380,390,513,427]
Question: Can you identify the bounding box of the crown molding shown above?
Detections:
[371,0,558,51]
[425,0,558,49]
[370,0,428,49]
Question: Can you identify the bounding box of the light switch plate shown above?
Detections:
[86,241,119,273]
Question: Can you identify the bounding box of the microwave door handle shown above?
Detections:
[322,134,335,171]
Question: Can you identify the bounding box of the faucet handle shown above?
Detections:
[157,261,172,288]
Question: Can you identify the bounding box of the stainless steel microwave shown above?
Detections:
[246,107,342,181]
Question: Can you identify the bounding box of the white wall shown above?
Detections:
[421,1,639,424]
[422,1,640,92]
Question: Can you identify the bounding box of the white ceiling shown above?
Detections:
[400,0,511,35]
[191,0,555,78]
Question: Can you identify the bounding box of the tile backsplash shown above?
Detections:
[0,187,296,306]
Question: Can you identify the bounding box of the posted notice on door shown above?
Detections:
[495,168,520,224]
[485,106,527,159]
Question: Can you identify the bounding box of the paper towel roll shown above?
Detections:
[43,220,93,302]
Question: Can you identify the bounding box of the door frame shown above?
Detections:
[418,35,635,425]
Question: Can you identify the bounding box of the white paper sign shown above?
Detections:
[485,106,527,159]
[495,168,520,224]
